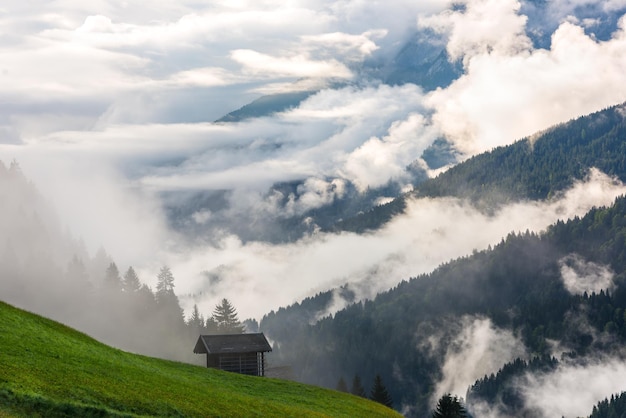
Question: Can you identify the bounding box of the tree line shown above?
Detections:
[260,194,626,416]
[0,159,249,364]
[335,101,626,233]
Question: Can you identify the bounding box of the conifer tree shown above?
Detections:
[351,375,367,398]
[432,394,468,418]
[155,266,175,301]
[188,304,205,332]
[104,262,121,290]
[336,377,348,392]
[122,266,142,293]
[212,298,244,334]
[205,315,219,334]
[136,284,157,313]
[370,374,393,408]
[154,266,185,328]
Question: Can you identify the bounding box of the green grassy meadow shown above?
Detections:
[0,301,400,417]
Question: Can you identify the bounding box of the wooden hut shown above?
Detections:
[193,333,272,377]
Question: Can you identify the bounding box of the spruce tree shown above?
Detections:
[155,266,175,301]
[351,375,367,398]
[154,266,185,328]
[370,374,393,408]
[336,377,348,392]
[432,394,468,418]
[188,304,205,332]
[122,266,141,293]
[212,298,244,334]
[205,315,219,333]
[104,262,121,290]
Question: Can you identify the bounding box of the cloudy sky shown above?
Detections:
[2,0,626,320]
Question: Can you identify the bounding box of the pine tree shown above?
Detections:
[205,315,219,333]
[351,375,367,398]
[104,262,121,290]
[122,266,142,293]
[154,266,185,328]
[188,304,205,332]
[155,266,175,301]
[336,377,349,392]
[136,284,156,314]
[370,374,393,408]
[212,298,244,334]
[432,394,468,418]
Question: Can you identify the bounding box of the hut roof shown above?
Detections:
[194,333,272,355]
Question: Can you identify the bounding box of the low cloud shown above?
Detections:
[559,254,615,295]
[62,83,430,195]
[342,113,437,192]
[520,357,626,417]
[433,316,526,404]
[419,0,532,63]
[5,161,616,323]
[230,49,353,79]
[164,169,626,321]
[11,153,170,269]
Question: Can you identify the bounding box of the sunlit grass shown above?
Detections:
[0,301,399,417]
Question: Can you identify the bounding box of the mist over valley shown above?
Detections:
[3,1,626,416]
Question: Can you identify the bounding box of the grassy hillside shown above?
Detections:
[0,301,399,418]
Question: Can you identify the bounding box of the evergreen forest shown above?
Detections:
[335,103,626,233]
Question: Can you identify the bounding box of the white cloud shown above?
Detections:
[434,317,526,403]
[559,254,615,295]
[604,0,626,12]
[230,49,353,79]
[342,113,437,191]
[11,152,170,268]
[285,177,348,215]
[166,169,626,321]
[426,16,626,156]
[301,30,388,61]
[544,0,626,16]
[521,357,626,417]
[58,83,428,192]
[419,0,532,62]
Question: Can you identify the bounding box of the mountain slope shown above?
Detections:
[0,301,400,418]
[334,102,626,233]
[215,90,317,123]
[262,195,626,416]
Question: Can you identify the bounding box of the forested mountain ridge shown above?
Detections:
[261,194,626,416]
[334,102,626,233]
[214,90,317,123]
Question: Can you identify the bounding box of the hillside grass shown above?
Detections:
[0,301,400,417]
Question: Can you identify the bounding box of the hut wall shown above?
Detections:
[211,352,264,376]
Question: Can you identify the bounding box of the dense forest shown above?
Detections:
[588,392,626,418]
[261,194,626,416]
[334,102,626,233]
